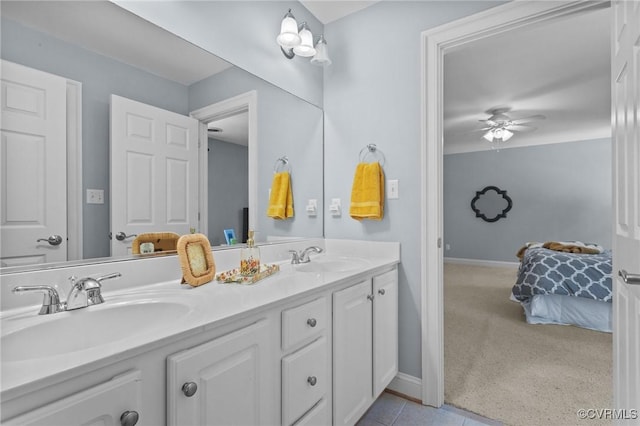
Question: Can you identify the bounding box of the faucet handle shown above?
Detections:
[289,250,300,264]
[12,285,64,315]
[96,272,122,283]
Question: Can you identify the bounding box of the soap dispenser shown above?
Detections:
[240,230,260,276]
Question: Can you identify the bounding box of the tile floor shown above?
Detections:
[356,392,503,426]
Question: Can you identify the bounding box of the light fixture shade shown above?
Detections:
[483,130,495,142]
[293,22,316,57]
[311,35,332,66]
[501,129,514,141]
[277,10,301,48]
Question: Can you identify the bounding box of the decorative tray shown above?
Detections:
[215,264,280,285]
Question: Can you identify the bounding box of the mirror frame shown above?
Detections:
[470,185,513,223]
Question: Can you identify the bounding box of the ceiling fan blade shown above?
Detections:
[507,124,537,132]
[511,114,546,125]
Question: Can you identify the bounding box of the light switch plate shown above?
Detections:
[388,180,399,199]
[87,189,104,204]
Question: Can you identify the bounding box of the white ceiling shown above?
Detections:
[208,112,249,147]
[300,1,379,24]
[2,1,611,155]
[443,5,611,154]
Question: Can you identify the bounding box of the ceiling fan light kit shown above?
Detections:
[478,107,545,148]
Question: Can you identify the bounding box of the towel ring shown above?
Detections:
[273,156,291,173]
[359,144,386,167]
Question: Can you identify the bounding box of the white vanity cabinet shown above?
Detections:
[4,370,142,426]
[333,269,398,426]
[166,319,276,426]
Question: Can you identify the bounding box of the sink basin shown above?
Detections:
[295,257,370,273]
[1,299,193,362]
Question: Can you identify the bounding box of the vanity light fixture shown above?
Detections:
[276,9,332,66]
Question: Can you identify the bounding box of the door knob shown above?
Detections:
[378,288,386,295]
[120,410,139,426]
[307,376,317,386]
[36,235,63,246]
[307,318,317,327]
[182,382,198,397]
[367,294,374,301]
[619,270,640,285]
[114,232,137,241]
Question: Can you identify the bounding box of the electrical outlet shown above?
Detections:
[87,189,104,204]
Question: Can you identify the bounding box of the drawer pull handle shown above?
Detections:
[120,410,139,426]
[307,376,317,386]
[182,382,198,397]
[378,288,386,295]
[307,318,317,327]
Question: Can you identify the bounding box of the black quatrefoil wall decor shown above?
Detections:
[470,186,513,223]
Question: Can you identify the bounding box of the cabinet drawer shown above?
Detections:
[293,398,329,426]
[282,296,327,351]
[282,337,327,426]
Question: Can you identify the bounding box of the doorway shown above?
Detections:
[419,0,612,408]
[190,91,257,243]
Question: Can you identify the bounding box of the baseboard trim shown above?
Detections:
[444,257,519,268]
[386,372,422,403]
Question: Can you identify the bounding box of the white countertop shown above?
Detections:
[0,239,399,401]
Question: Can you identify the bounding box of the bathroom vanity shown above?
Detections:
[0,239,399,425]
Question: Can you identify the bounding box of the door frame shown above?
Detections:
[419,0,611,407]
[190,91,258,237]
[66,79,82,261]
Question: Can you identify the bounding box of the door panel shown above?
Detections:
[612,0,640,421]
[110,95,198,256]
[0,60,67,265]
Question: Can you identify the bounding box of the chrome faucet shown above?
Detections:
[289,246,324,264]
[12,285,65,315]
[66,272,122,310]
[12,272,122,315]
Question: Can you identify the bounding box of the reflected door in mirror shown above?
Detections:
[110,95,199,256]
[1,60,68,266]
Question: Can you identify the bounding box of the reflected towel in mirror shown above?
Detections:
[267,171,294,219]
[349,162,384,220]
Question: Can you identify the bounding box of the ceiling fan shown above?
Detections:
[477,107,545,145]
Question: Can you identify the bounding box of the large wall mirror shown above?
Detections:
[0,1,323,272]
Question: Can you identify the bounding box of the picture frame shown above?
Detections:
[176,233,216,287]
[223,228,236,245]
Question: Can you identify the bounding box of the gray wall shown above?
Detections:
[208,138,248,246]
[1,18,189,259]
[190,67,324,242]
[323,1,506,380]
[443,139,612,262]
[115,0,324,107]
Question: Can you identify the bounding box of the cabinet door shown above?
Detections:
[333,279,373,426]
[4,370,142,426]
[373,269,399,397]
[167,320,272,426]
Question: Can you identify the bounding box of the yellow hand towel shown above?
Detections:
[267,171,294,219]
[349,162,384,220]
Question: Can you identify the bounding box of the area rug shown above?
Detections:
[444,263,612,426]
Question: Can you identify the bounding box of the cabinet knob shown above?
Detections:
[307,318,317,327]
[367,294,374,301]
[182,382,198,397]
[120,410,139,426]
[307,376,317,386]
[378,288,386,295]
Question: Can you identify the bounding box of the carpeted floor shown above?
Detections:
[444,263,612,426]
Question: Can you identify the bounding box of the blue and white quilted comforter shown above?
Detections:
[512,247,612,303]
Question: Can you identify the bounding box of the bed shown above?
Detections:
[511,242,612,332]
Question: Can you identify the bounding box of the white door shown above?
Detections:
[612,0,640,421]
[333,279,373,426]
[166,320,271,426]
[110,95,198,256]
[0,60,67,266]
